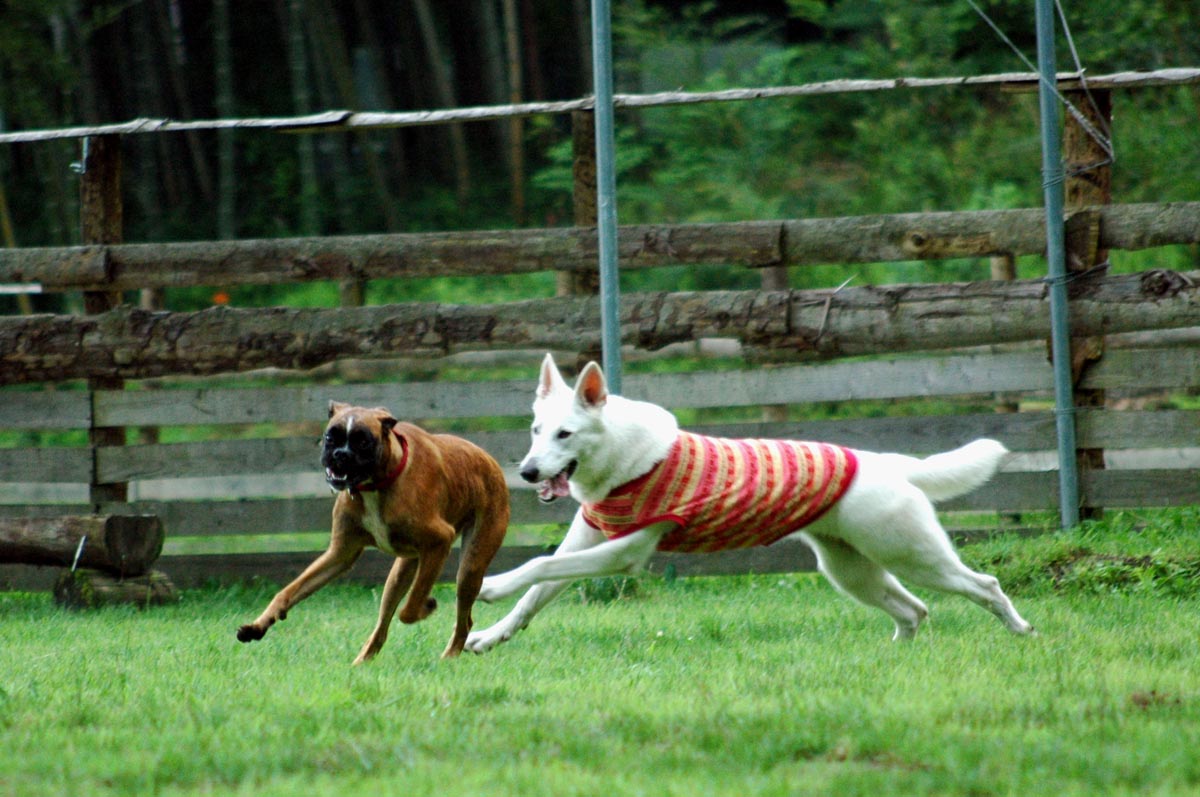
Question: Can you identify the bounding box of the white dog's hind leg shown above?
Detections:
[830,477,1033,636]
[898,557,1033,636]
[802,533,929,641]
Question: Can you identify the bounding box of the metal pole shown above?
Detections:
[1034,0,1081,529]
[591,0,622,393]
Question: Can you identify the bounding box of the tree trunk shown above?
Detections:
[307,0,401,230]
[214,0,236,240]
[286,0,321,236]
[411,0,471,202]
[475,0,511,159]
[503,0,526,224]
[152,0,215,204]
[0,515,164,577]
[54,569,178,609]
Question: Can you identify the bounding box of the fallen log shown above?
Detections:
[0,515,163,577]
[53,568,179,609]
[0,270,1196,383]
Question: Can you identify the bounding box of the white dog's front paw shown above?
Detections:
[465,622,516,654]
[478,573,519,603]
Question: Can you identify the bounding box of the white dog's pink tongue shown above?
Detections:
[537,472,572,502]
[550,472,571,497]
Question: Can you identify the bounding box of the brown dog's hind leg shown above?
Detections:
[353,557,419,665]
[444,512,508,658]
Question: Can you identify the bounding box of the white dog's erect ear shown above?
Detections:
[574,361,608,409]
[537,352,569,398]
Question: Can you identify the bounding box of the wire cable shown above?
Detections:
[963,0,1114,162]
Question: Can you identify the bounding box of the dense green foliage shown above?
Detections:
[0,1,1196,313]
[1,512,1199,795]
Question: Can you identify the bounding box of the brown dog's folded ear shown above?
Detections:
[329,400,351,418]
[380,415,398,437]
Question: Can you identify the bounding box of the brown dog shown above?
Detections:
[236,401,509,661]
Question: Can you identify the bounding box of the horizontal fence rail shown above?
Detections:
[1,67,1197,145]
[1,203,1197,292]
[3,271,1200,384]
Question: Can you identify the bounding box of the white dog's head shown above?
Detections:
[518,353,609,503]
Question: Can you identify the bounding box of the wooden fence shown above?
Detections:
[1,69,1198,591]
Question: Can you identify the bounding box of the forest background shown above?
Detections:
[0,0,1197,317]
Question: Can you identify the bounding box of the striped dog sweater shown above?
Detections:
[581,431,859,553]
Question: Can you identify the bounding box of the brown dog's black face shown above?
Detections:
[322,402,397,492]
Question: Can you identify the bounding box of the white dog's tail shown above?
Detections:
[898,439,1009,502]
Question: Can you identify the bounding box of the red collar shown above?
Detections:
[350,430,408,495]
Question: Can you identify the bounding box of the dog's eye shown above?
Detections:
[350,430,373,450]
[556,429,573,440]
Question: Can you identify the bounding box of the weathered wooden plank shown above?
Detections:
[633,351,1058,405]
[150,539,821,589]
[1075,409,1200,449]
[96,437,320,483]
[0,390,91,430]
[7,271,1199,384]
[14,405,1199,494]
[1083,347,1200,391]
[156,546,551,589]
[20,459,1199,530]
[0,222,783,291]
[0,447,92,484]
[781,271,1200,360]
[93,380,533,427]
[96,488,576,538]
[92,350,1057,428]
[1,204,1197,292]
[1083,469,1200,506]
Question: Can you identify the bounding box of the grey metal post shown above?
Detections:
[591,0,622,393]
[1034,0,1081,529]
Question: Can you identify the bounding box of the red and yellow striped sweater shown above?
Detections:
[581,431,858,553]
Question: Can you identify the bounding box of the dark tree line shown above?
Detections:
[0,0,1196,315]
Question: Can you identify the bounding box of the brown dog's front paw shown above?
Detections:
[237,624,266,642]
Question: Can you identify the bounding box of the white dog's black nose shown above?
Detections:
[519,464,540,483]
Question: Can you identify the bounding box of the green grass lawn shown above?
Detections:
[1,514,1198,796]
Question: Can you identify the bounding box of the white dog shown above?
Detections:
[464,354,1032,653]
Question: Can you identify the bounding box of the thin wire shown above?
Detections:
[1055,0,1114,147]
[963,0,1114,161]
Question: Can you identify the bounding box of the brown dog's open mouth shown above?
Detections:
[536,460,577,503]
[325,468,364,492]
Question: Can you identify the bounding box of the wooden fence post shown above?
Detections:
[1063,89,1112,520]
[761,260,791,423]
[79,135,128,508]
[562,110,601,372]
